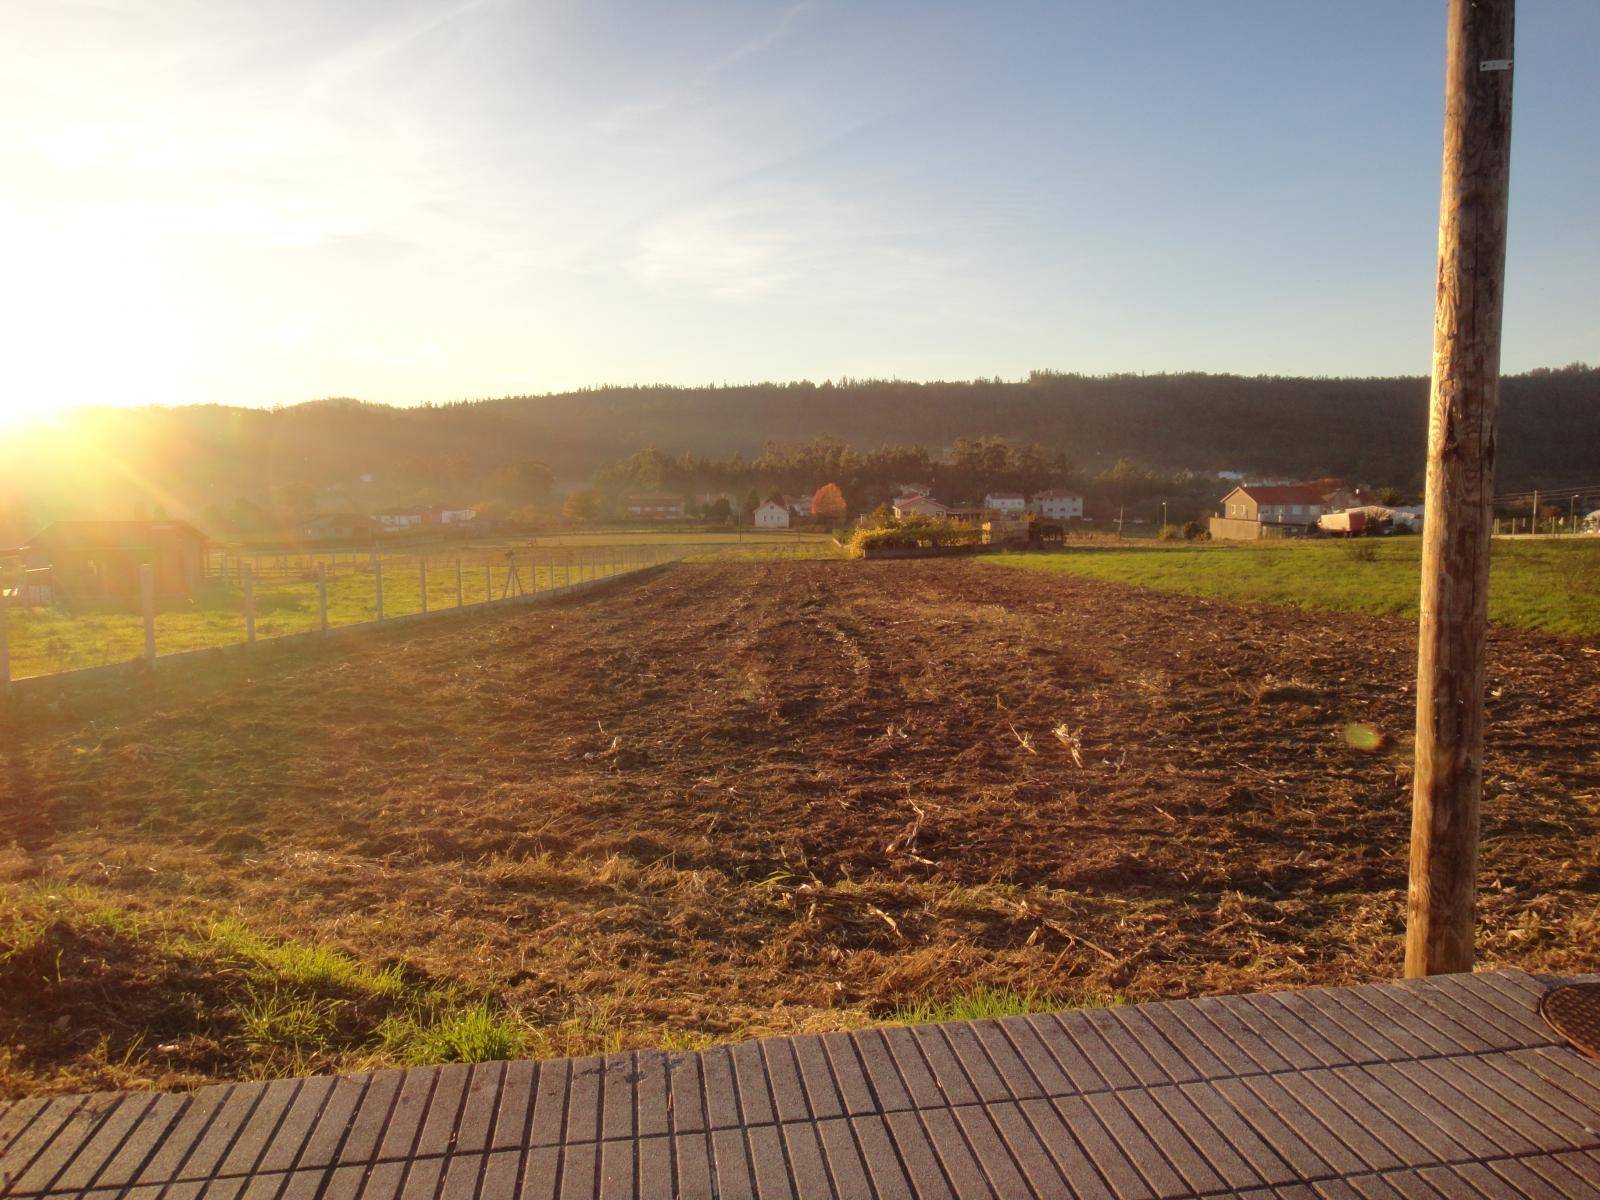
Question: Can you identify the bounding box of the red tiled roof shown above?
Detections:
[1235,485,1327,505]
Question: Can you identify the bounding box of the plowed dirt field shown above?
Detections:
[2,560,1596,1095]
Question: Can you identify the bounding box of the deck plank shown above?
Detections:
[6,969,1600,1198]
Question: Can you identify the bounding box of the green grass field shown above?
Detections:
[3,533,841,680]
[988,536,1600,635]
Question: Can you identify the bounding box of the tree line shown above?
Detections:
[1,365,1593,542]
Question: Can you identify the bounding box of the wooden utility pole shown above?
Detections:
[1406,0,1515,978]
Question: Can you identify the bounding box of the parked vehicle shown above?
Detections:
[1318,510,1367,536]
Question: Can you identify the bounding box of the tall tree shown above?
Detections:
[812,482,847,521]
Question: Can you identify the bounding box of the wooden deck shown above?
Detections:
[3,968,1598,1198]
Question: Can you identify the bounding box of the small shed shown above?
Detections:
[23,520,208,602]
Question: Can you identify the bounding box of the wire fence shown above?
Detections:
[1,542,686,688]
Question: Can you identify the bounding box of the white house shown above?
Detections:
[376,509,425,532]
[754,500,790,528]
[785,494,814,518]
[437,506,477,525]
[984,492,1027,513]
[1031,490,1084,520]
[893,494,950,520]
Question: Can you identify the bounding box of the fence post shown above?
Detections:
[456,558,464,607]
[484,558,492,604]
[136,563,156,665]
[0,594,10,694]
[375,557,385,621]
[317,563,329,633]
[420,558,429,614]
[243,564,256,644]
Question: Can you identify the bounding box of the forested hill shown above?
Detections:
[4,366,1595,530]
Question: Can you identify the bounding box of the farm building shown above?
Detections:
[436,506,477,525]
[983,492,1026,513]
[892,494,949,519]
[625,495,685,520]
[1210,484,1328,540]
[22,519,208,602]
[300,513,381,543]
[1031,489,1084,520]
[753,500,790,528]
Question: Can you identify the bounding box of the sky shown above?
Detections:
[1,0,1596,422]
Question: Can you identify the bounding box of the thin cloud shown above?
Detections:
[701,1,817,80]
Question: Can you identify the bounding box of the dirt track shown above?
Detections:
[3,559,1597,1092]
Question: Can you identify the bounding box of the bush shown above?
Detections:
[1158,524,1184,541]
[848,518,983,557]
[1182,521,1208,541]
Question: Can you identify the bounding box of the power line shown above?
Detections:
[1494,483,1600,504]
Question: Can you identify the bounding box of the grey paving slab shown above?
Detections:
[754,1040,810,1125]
[5,969,1600,1198]
[631,1050,672,1139]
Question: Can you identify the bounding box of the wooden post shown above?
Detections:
[375,558,385,622]
[1407,0,1515,979]
[456,557,464,607]
[0,594,11,694]
[484,558,492,604]
[317,563,329,633]
[420,559,429,614]
[137,564,156,665]
[243,564,257,644]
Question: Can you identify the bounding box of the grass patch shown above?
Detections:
[205,920,406,998]
[380,1004,528,1065]
[987,537,1600,634]
[238,987,345,1052]
[888,985,1115,1026]
[0,887,541,1096]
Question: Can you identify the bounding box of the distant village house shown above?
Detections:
[626,495,685,520]
[983,492,1027,513]
[1030,490,1084,520]
[892,494,950,520]
[753,500,790,529]
[376,508,426,532]
[301,514,381,543]
[1210,485,1329,540]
